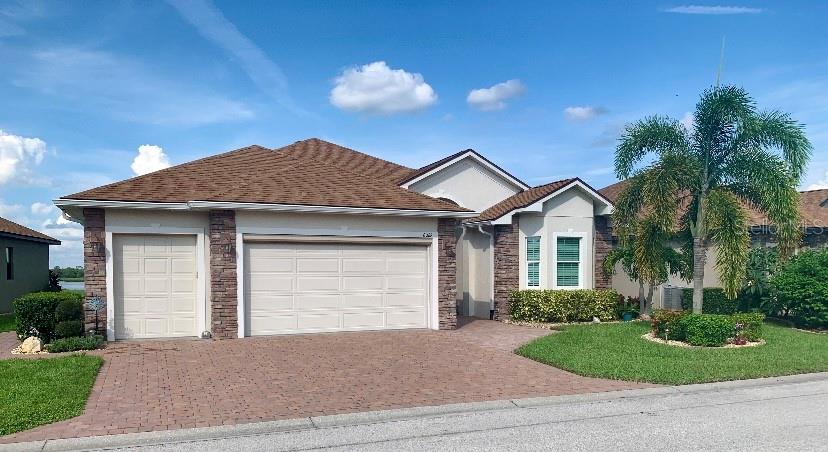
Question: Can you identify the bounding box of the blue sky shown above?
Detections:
[1,1,827,266]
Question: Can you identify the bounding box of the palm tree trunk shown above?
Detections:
[645,282,655,316]
[638,280,646,313]
[691,239,706,313]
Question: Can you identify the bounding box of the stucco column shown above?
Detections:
[493,215,519,320]
[209,210,238,339]
[593,215,613,290]
[437,218,458,329]
[83,208,107,335]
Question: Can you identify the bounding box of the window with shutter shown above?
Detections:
[526,236,540,287]
[556,237,580,287]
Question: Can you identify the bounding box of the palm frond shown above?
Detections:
[705,188,750,298]
[615,116,690,178]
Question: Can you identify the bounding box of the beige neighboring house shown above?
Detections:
[55,138,615,341]
[0,216,61,312]
[599,180,828,308]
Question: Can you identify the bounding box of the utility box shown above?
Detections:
[662,285,683,311]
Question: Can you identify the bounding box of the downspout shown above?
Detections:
[476,224,496,320]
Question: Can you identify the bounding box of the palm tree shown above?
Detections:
[604,217,691,316]
[614,86,811,313]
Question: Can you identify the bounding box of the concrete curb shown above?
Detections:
[4,372,827,452]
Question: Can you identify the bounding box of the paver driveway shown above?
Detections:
[1,319,653,443]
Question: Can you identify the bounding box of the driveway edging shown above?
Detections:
[6,371,827,452]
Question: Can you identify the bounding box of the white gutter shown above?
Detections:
[53,198,479,218]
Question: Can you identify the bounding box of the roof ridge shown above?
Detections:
[285,138,415,176]
[64,144,271,199]
[274,143,470,212]
[529,177,576,191]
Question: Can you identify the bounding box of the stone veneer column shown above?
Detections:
[493,216,519,321]
[437,218,458,329]
[593,215,613,290]
[83,208,107,335]
[210,210,238,339]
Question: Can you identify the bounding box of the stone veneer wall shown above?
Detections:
[593,215,613,290]
[210,210,238,339]
[438,218,458,329]
[492,216,519,320]
[83,208,107,335]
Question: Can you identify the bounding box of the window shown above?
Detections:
[5,247,12,280]
[556,237,580,287]
[526,236,540,287]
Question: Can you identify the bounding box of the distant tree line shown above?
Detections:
[52,266,84,280]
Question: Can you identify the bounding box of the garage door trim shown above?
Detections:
[105,226,207,341]
[236,228,439,338]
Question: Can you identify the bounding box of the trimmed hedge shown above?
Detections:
[13,291,84,343]
[680,288,740,314]
[46,335,104,353]
[651,310,765,346]
[510,289,618,323]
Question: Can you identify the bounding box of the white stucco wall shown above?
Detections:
[517,187,596,290]
[611,246,721,308]
[407,156,522,212]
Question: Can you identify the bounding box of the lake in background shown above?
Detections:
[61,280,84,291]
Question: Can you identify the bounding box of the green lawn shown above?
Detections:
[517,322,828,385]
[0,355,103,436]
[0,314,14,333]
[58,277,84,282]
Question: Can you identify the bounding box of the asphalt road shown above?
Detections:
[94,377,828,452]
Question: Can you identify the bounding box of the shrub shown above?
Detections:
[767,250,828,329]
[651,310,689,341]
[731,312,765,342]
[55,298,84,322]
[510,289,618,323]
[683,314,733,346]
[13,291,84,342]
[46,335,104,353]
[680,288,740,314]
[54,320,84,339]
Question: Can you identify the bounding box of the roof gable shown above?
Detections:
[399,149,529,190]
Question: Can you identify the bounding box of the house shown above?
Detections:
[600,180,828,308]
[0,216,61,312]
[55,138,614,341]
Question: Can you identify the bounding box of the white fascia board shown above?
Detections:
[54,199,190,210]
[187,201,479,218]
[54,198,478,218]
[401,151,530,190]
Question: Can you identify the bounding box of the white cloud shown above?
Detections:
[166,0,304,115]
[564,106,608,122]
[663,5,763,15]
[680,111,695,131]
[31,202,56,216]
[467,79,526,111]
[0,130,46,185]
[131,145,171,176]
[0,200,23,218]
[14,47,254,126]
[330,61,437,114]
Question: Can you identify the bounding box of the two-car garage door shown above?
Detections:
[112,234,431,339]
[244,241,430,335]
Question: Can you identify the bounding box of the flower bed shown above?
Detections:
[650,310,765,347]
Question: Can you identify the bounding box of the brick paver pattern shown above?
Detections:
[1,319,653,443]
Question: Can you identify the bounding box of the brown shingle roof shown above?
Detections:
[599,180,828,228]
[467,178,576,222]
[64,139,469,213]
[0,216,60,244]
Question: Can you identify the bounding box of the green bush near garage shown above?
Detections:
[509,289,619,323]
[12,291,85,342]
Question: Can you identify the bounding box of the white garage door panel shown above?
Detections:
[114,235,198,340]
[245,241,430,335]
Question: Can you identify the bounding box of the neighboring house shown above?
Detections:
[600,180,828,308]
[0,216,61,312]
[55,138,614,341]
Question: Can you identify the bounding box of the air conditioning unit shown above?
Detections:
[662,285,683,311]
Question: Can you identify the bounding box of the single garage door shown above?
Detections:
[245,241,430,335]
[113,234,198,339]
